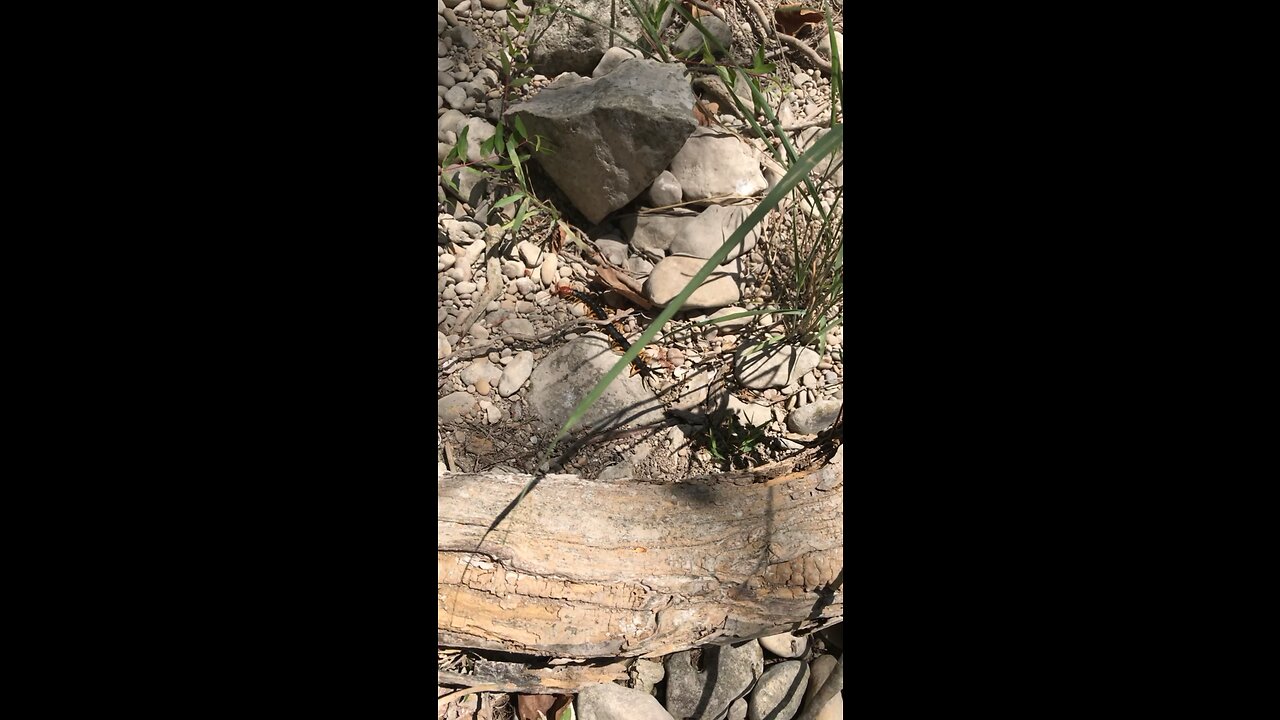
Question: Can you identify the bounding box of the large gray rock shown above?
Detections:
[669,127,768,202]
[747,660,808,720]
[672,15,733,58]
[505,58,697,224]
[526,332,665,432]
[665,640,763,720]
[526,0,655,76]
[576,682,673,720]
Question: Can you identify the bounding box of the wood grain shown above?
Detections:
[438,447,843,661]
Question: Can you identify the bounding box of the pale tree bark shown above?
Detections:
[438,446,844,679]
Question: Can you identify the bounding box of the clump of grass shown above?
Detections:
[765,183,843,355]
[704,411,771,470]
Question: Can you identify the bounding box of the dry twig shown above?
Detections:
[777,32,832,75]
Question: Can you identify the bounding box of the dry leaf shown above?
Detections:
[693,100,718,126]
[774,4,824,35]
[516,694,555,720]
[683,0,719,18]
[594,264,654,310]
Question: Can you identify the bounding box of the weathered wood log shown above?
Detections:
[438,447,843,662]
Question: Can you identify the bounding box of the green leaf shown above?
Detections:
[514,114,529,140]
[491,192,525,210]
[556,702,576,720]
[494,122,504,150]
[508,197,531,236]
[507,135,527,188]
[453,125,470,164]
[511,75,533,88]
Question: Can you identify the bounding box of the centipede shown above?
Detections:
[555,285,654,378]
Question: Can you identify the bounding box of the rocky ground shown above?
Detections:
[439,1,843,718]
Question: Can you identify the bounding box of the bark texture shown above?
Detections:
[438,447,843,661]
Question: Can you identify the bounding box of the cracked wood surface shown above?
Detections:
[438,447,843,660]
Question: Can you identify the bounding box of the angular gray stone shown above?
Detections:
[668,204,764,261]
[619,209,699,260]
[447,25,479,49]
[669,127,768,201]
[747,660,808,720]
[593,46,644,78]
[644,254,741,309]
[505,58,697,224]
[672,15,732,58]
[576,682,673,720]
[735,343,822,390]
[526,332,665,432]
[526,0,655,76]
[664,640,763,720]
[786,398,842,434]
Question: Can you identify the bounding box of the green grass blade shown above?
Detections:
[506,134,527,189]
[491,192,526,210]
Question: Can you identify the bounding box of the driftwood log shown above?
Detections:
[438,446,844,675]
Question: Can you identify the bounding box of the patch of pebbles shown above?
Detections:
[438,0,845,447]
